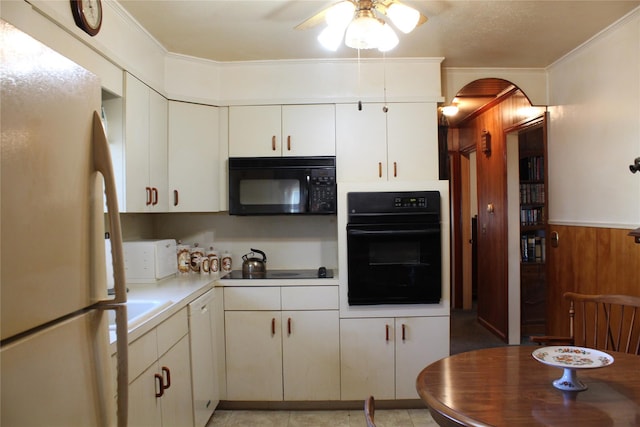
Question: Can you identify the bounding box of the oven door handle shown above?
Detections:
[347,228,439,237]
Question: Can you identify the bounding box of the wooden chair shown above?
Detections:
[364,395,376,427]
[531,292,640,355]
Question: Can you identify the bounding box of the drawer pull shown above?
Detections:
[271,318,276,335]
[287,135,291,151]
[146,187,152,206]
[287,317,292,335]
[385,324,390,341]
[152,187,158,205]
[173,189,179,206]
[402,323,406,341]
[162,366,171,390]
[378,162,382,178]
[155,374,164,397]
[393,162,397,177]
[271,135,276,151]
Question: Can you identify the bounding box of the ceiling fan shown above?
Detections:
[295,0,428,52]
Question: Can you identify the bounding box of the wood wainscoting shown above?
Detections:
[546,225,640,336]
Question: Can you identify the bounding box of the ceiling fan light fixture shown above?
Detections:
[325,1,356,28]
[377,23,399,52]
[387,2,420,33]
[345,11,384,50]
[318,25,346,51]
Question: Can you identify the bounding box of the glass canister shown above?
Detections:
[176,242,191,274]
[207,247,219,274]
[190,243,205,273]
[201,254,210,273]
[221,250,232,274]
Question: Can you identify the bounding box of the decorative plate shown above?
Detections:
[532,346,614,369]
[532,346,614,391]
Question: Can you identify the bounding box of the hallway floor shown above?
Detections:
[206,304,512,426]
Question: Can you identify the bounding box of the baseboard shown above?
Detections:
[217,399,426,411]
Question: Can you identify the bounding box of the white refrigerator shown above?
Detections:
[0,20,129,426]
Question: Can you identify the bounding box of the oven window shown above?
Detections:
[370,241,420,265]
[239,179,300,206]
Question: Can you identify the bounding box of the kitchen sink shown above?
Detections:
[107,299,172,331]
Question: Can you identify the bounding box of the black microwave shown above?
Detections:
[228,156,337,215]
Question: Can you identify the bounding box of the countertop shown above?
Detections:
[108,273,218,351]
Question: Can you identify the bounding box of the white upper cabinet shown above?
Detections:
[386,103,439,181]
[124,73,168,212]
[336,103,388,182]
[229,105,336,157]
[337,102,439,182]
[168,101,220,212]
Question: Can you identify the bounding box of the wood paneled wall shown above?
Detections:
[547,225,640,336]
[454,89,532,341]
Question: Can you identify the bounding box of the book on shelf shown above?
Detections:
[521,234,546,263]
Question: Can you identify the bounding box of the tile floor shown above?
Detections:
[206,408,437,427]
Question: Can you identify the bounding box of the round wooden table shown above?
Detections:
[416,346,640,426]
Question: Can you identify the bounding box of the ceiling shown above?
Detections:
[117,1,638,67]
[116,1,638,124]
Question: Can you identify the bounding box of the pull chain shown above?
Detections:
[382,52,388,113]
[357,48,362,111]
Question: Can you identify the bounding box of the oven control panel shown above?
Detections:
[394,196,427,208]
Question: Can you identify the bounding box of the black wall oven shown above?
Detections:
[346,191,442,305]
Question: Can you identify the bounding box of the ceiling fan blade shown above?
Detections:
[295,0,355,30]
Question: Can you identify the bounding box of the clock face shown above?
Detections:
[71,0,102,36]
[81,0,101,29]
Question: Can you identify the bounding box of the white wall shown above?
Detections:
[547,8,640,228]
[152,213,338,272]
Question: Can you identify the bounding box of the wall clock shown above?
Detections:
[70,0,102,36]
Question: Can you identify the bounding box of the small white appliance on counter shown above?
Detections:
[124,239,178,283]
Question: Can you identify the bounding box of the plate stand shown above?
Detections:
[553,368,587,391]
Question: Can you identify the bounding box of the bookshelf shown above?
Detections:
[519,124,546,335]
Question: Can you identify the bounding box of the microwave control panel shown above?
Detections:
[309,169,336,213]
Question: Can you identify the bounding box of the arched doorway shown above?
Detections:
[444,78,546,345]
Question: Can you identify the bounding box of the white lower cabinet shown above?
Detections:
[225,310,283,400]
[224,286,340,401]
[340,316,449,400]
[128,308,194,427]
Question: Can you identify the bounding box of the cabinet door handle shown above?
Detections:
[152,187,158,205]
[378,162,382,178]
[385,324,390,341]
[271,135,276,151]
[287,135,291,151]
[161,366,171,390]
[402,323,406,341]
[173,189,179,206]
[155,373,164,397]
[287,317,292,335]
[393,162,397,178]
[271,318,276,336]
[146,187,152,206]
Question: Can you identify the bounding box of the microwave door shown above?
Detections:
[231,171,307,214]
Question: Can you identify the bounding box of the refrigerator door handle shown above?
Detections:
[92,111,126,305]
[92,111,129,427]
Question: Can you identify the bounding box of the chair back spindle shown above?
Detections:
[532,292,640,355]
